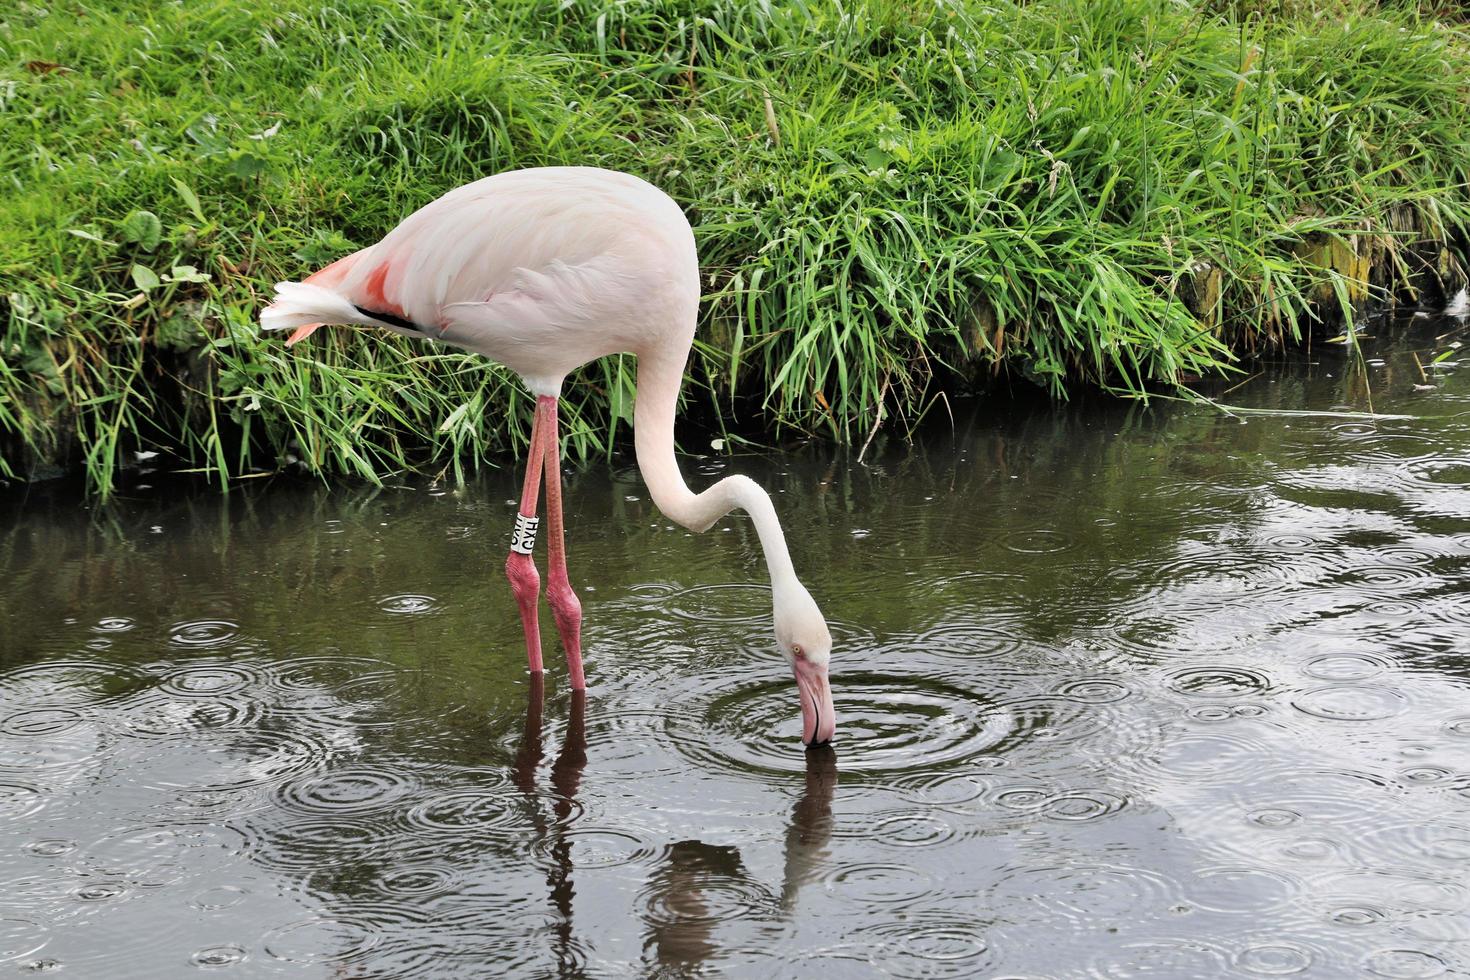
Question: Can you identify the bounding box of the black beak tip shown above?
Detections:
[804,736,832,749]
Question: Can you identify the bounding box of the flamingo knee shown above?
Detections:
[506,551,542,603]
[546,573,581,633]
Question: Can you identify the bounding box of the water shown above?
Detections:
[2,315,1469,977]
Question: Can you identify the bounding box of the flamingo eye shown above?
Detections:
[791,644,805,659]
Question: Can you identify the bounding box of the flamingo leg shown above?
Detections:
[506,397,552,674]
[540,395,586,690]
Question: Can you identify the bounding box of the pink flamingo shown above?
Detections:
[260,167,836,745]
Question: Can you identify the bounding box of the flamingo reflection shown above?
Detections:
[513,675,588,978]
[514,680,837,976]
[644,747,838,973]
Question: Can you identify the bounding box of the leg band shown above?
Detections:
[510,513,540,555]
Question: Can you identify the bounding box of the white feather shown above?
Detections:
[1446,287,1469,318]
[259,281,386,332]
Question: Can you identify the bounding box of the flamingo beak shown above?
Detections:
[794,658,836,747]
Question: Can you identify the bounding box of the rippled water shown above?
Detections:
[3,316,1469,977]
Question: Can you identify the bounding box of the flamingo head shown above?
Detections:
[774,582,835,747]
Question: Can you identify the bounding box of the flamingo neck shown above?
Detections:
[632,351,800,589]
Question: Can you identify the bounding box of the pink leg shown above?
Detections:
[540,396,586,690]
[506,398,551,674]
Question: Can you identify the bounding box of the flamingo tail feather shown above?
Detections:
[260,282,385,342]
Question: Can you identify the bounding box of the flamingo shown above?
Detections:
[260,166,835,745]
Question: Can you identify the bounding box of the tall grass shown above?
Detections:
[2,0,1468,493]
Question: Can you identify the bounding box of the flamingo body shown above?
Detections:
[261,167,836,746]
[271,168,698,395]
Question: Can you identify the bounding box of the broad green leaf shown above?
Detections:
[119,210,162,251]
[130,263,161,292]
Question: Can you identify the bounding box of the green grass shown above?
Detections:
[2,0,1468,494]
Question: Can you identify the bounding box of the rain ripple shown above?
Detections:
[1092,940,1231,978]
[167,620,240,648]
[0,660,151,707]
[404,789,534,838]
[822,861,938,910]
[376,865,460,897]
[1233,941,1316,976]
[988,863,1177,925]
[91,617,135,633]
[1053,677,1132,703]
[1363,949,1449,979]
[116,691,262,738]
[1301,653,1392,681]
[0,710,108,774]
[1189,865,1301,913]
[160,664,262,697]
[894,771,992,811]
[138,728,331,793]
[256,818,385,873]
[986,782,1129,823]
[262,914,383,964]
[1164,664,1274,699]
[377,594,440,616]
[1292,685,1409,722]
[864,810,963,848]
[190,944,247,969]
[530,826,660,870]
[869,916,995,977]
[276,767,417,816]
[677,674,1018,776]
[1121,728,1278,786]
[82,825,249,887]
[665,583,770,624]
